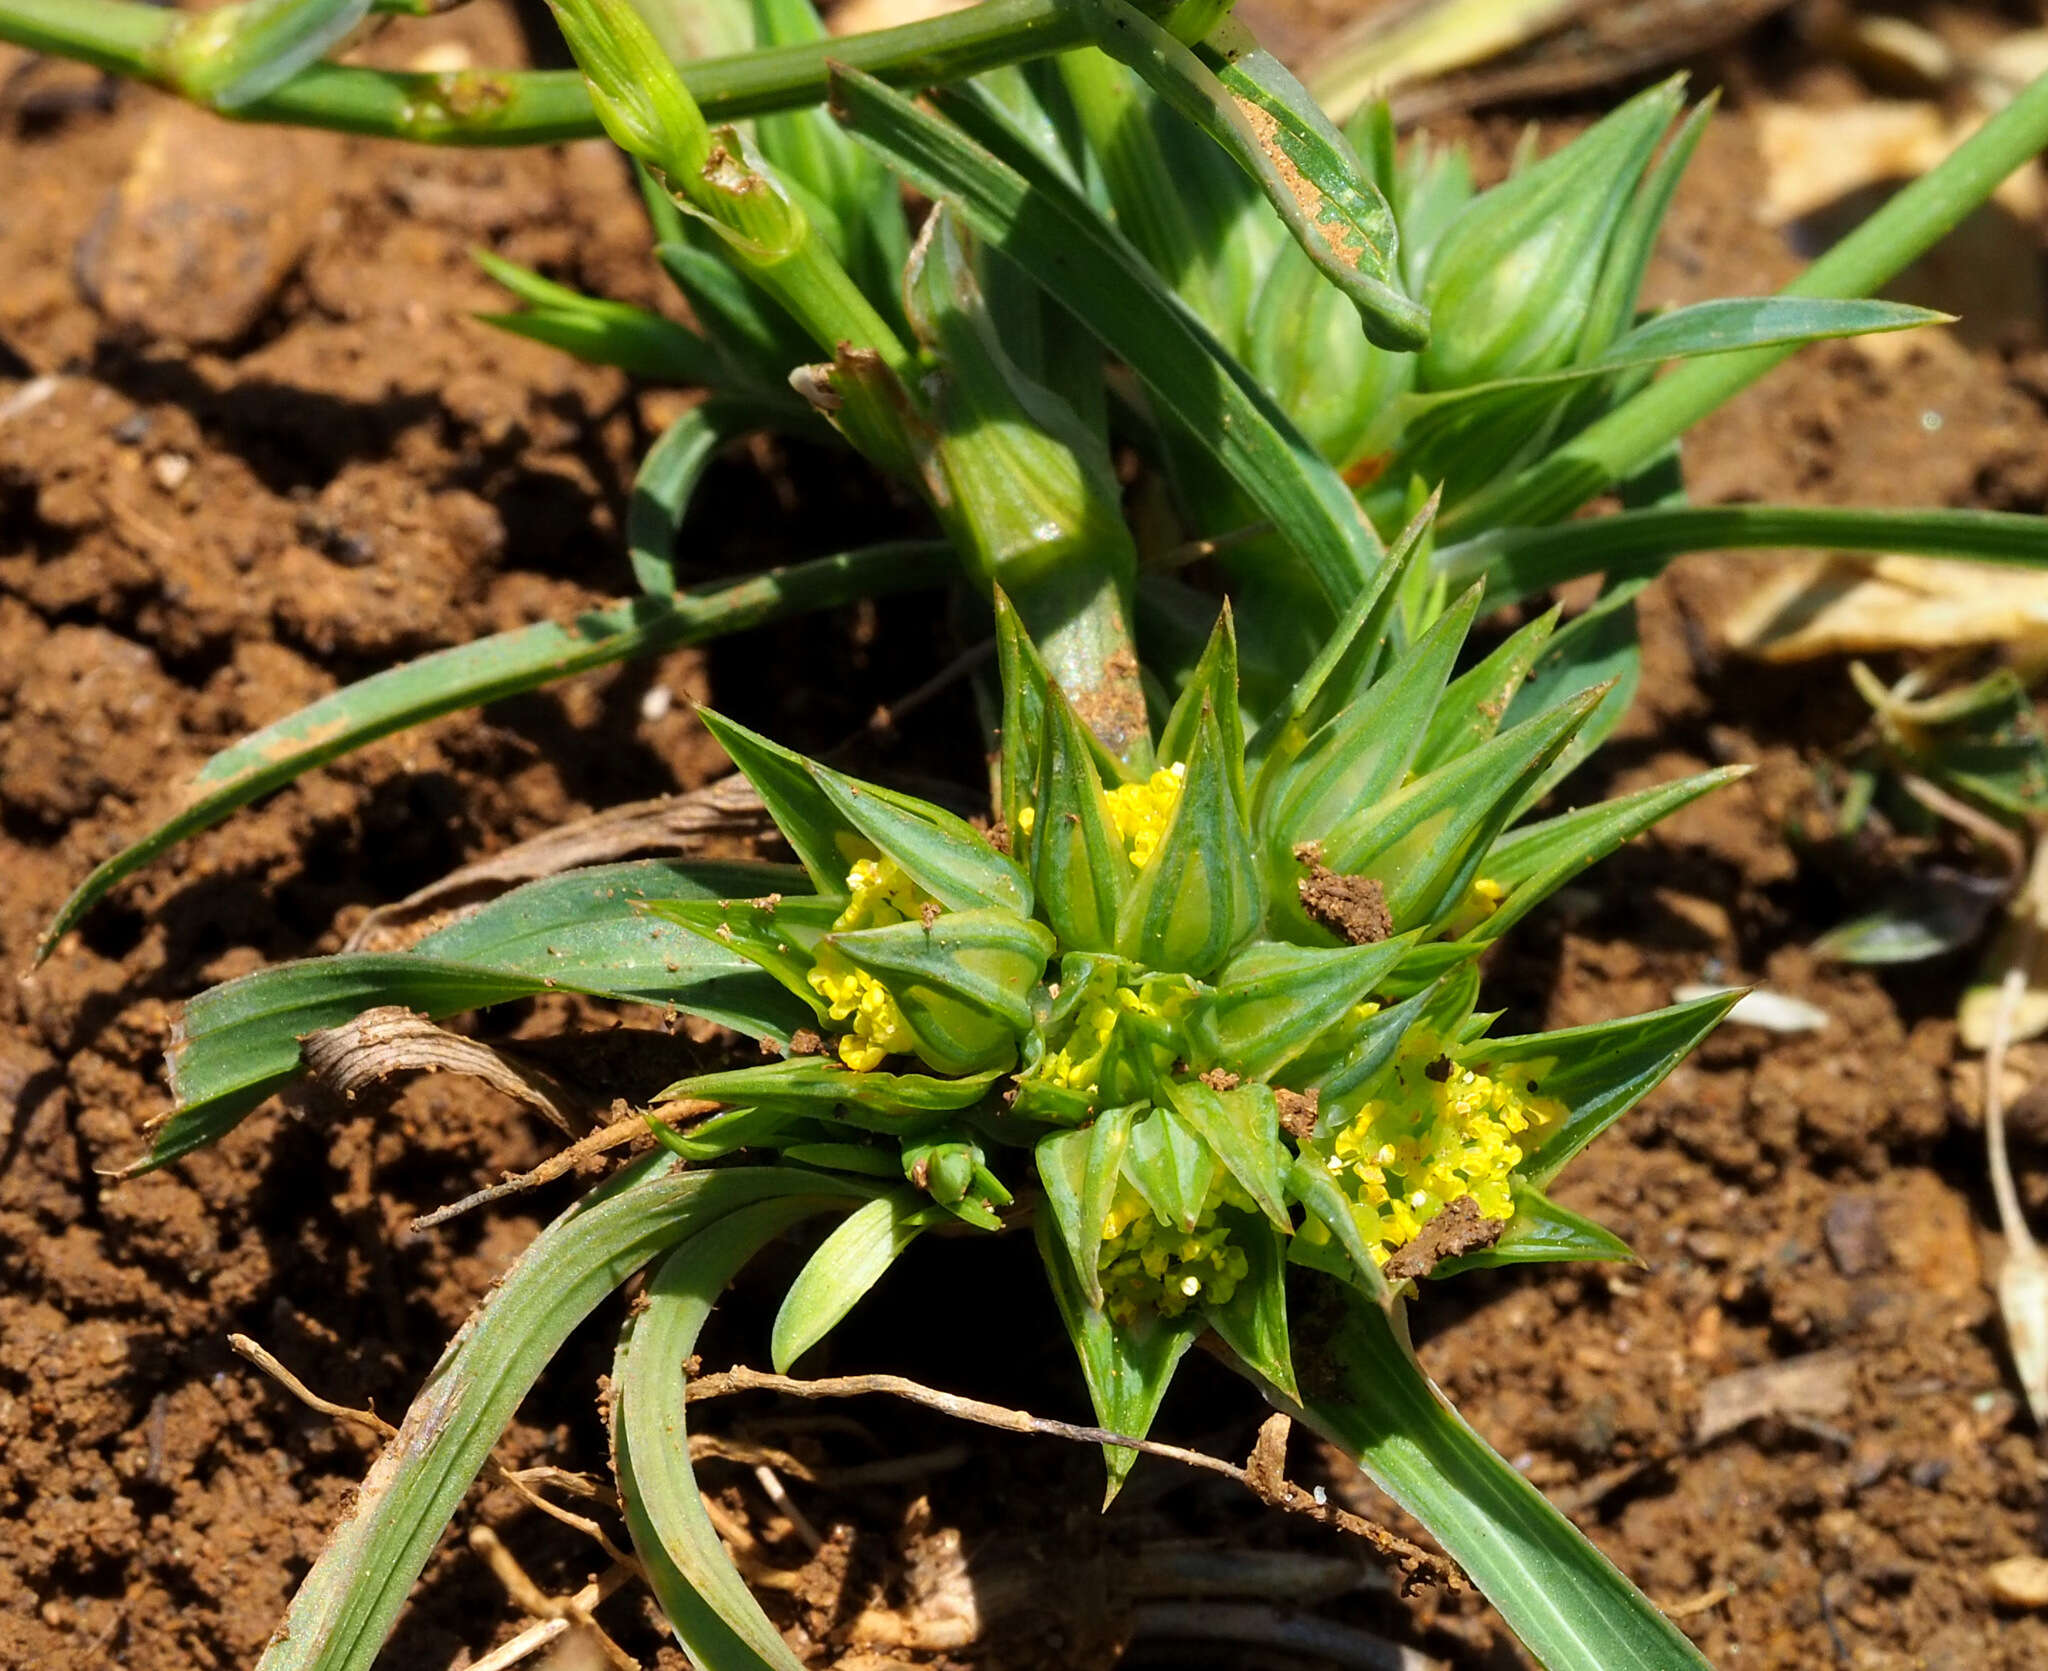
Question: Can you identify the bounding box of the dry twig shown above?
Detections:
[687,1365,1458,1591]
[409,1101,712,1232]
[229,1333,640,1567]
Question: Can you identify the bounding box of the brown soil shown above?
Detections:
[5,6,2048,1671]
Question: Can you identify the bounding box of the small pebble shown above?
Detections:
[152,452,191,490]
[1987,1555,2048,1609]
[112,411,151,445]
[641,684,674,722]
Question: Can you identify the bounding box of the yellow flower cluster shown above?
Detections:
[1033,975,1192,1102]
[805,848,928,1072]
[1328,1032,1562,1264]
[1038,984,1150,1096]
[1098,1178,1251,1322]
[1105,762,1186,870]
[1013,760,1186,873]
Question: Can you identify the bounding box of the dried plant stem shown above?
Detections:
[1981,847,2048,1426]
[469,1529,640,1671]
[229,1333,641,1565]
[687,1364,1457,1587]
[409,1102,713,1232]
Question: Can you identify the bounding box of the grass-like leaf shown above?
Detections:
[38,543,951,961]
[1275,1282,1714,1671]
[256,1157,869,1671]
[153,859,806,1172]
[1440,502,2048,610]
[1402,297,1945,417]
[617,1201,825,1671]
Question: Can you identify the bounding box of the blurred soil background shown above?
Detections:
[4,1,2048,1667]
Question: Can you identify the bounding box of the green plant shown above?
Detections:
[17,0,2048,1664]
[171,536,1742,1671]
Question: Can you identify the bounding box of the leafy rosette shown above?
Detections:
[653,523,1741,1490]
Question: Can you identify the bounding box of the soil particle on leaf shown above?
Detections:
[1295,856,1393,945]
[1274,1087,1318,1139]
[1383,1197,1502,1283]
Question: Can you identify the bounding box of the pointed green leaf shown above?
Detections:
[1156,602,1246,815]
[1412,604,1560,778]
[1432,1179,1638,1277]
[1037,1104,1138,1308]
[1163,1079,1290,1232]
[1262,584,1482,867]
[1118,708,1260,976]
[1276,489,1437,733]
[696,708,857,896]
[1499,579,1646,812]
[1030,685,1135,952]
[1034,1210,1200,1503]
[1199,934,1415,1083]
[771,1189,935,1371]
[1326,686,1604,931]
[1202,1208,1298,1401]
[1476,993,1739,1187]
[1473,766,1746,943]
[809,760,1031,916]
[1279,1282,1715,1671]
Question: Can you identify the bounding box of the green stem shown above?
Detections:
[1439,503,2048,608]
[1450,68,2048,537]
[0,0,1121,143]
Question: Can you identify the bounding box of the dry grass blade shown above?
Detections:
[1310,0,1793,122]
[301,1006,594,1137]
[1980,851,2048,1425]
[345,778,773,953]
[686,1366,1459,1589]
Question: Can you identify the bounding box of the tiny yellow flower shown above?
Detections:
[1104,762,1186,871]
[802,845,934,1071]
[1328,1030,1563,1265]
[1096,1175,1252,1323]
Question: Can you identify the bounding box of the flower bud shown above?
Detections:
[1416,79,1684,391]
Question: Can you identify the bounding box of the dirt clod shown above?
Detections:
[1383,1197,1502,1282]
[1296,862,1393,945]
[1274,1087,1319,1139]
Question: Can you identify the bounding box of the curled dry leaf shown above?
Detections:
[1723,555,2048,664]
[300,1006,593,1134]
[1695,1348,1856,1444]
